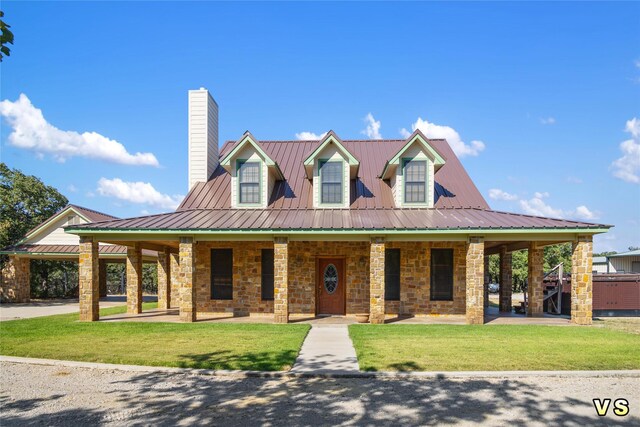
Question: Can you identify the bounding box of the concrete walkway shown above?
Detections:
[291,325,360,373]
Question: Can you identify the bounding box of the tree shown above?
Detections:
[0,11,13,61]
[0,163,68,259]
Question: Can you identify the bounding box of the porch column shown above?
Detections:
[126,243,143,314]
[527,242,544,317]
[79,237,99,321]
[273,237,289,324]
[179,237,196,322]
[369,237,385,324]
[169,252,180,308]
[465,237,485,324]
[483,255,490,308]
[157,247,171,310]
[571,235,593,325]
[499,246,513,312]
[99,259,107,298]
[0,256,30,303]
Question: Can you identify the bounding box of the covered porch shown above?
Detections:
[74,231,595,326]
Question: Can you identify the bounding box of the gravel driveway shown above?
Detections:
[1,361,638,426]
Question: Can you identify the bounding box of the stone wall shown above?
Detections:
[126,244,142,314]
[169,253,180,308]
[0,256,30,303]
[499,247,513,312]
[384,242,467,316]
[465,237,484,324]
[571,235,593,325]
[179,237,196,322]
[369,238,385,324]
[273,237,288,323]
[79,237,99,321]
[527,243,544,317]
[157,247,171,310]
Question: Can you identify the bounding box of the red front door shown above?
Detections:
[317,258,346,315]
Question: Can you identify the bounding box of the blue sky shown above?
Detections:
[1,1,639,252]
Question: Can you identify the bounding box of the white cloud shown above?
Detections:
[488,188,518,201]
[518,191,599,220]
[96,178,183,210]
[67,184,78,193]
[295,131,327,140]
[361,113,382,139]
[610,117,640,184]
[540,117,556,125]
[400,117,485,157]
[0,94,159,166]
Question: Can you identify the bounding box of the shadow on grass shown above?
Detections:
[6,370,636,426]
[177,350,298,371]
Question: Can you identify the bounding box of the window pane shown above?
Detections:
[385,249,400,301]
[261,249,274,300]
[322,183,342,204]
[240,183,260,204]
[239,162,259,183]
[321,162,342,183]
[211,249,233,300]
[405,160,426,182]
[405,183,426,203]
[431,248,453,301]
[404,160,427,203]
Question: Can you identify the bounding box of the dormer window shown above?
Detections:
[403,159,427,204]
[238,161,260,204]
[320,161,343,204]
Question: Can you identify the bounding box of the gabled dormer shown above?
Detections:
[380,129,446,208]
[219,132,284,208]
[303,131,359,209]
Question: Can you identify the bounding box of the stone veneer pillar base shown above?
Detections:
[0,256,31,303]
[499,246,513,312]
[157,247,171,310]
[527,243,544,317]
[273,237,289,324]
[179,237,196,322]
[126,243,143,314]
[369,237,385,324]
[571,235,593,325]
[465,237,485,324]
[169,252,180,309]
[79,237,99,321]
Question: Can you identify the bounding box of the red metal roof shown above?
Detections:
[69,208,608,232]
[178,138,489,211]
[0,244,156,257]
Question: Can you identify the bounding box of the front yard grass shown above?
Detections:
[0,303,309,371]
[349,324,640,371]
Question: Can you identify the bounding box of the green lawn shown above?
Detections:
[0,303,310,371]
[349,324,640,372]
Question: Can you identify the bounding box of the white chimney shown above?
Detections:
[188,88,219,190]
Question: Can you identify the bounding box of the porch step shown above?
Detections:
[291,325,360,374]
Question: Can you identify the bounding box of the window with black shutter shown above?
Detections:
[385,249,400,301]
[211,249,233,300]
[431,248,453,301]
[261,249,274,300]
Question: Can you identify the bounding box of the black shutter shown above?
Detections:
[211,249,233,300]
[385,249,401,301]
[261,249,274,300]
[431,248,453,301]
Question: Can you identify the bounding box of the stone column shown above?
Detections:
[126,243,143,314]
[179,237,196,322]
[483,255,490,308]
[99,259,107,298]
[499,246,513,312]
[169,252,180,308]
[273,237,289,323]
[369,237,385,324]
[79,237,99,321]
[0,256,30,303]
[157,247,171,310]
[465,237,485,324]
[571,235,593,325]
[527,243,544,317]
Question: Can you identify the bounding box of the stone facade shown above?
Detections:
[465,237,485,324]
[157,247,171,310]
[79,236,99,321]
[499,247,513,312]
[169,252,180,308]
[0,256,30,303]
[99,259,107,298]
[527,243,544,317]
[274,237,288,323]
[571,235,593,325]
[179,237,197,322]
[369,238,385,324]
[126,244,143,314]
